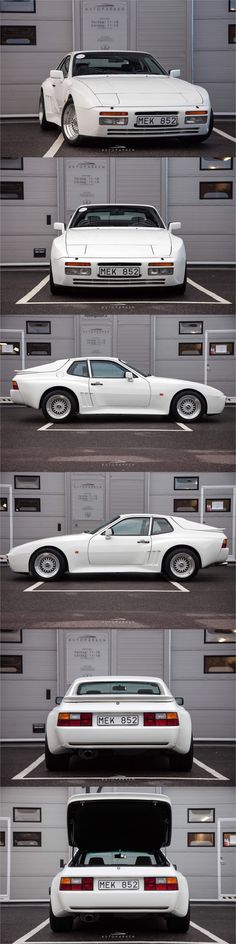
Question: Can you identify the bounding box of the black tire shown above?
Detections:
[162,547,200,582]
[166,904,190,934]
[175,265,187,296]
[38,89,48,129]
[45,735,70,771]
[49,902,74,933]
[170,734,194,772]
[41,388,77,423]
[29,546,67,581]
[61,98,81,145]
[170,389,206,423]
[50,262,61,295]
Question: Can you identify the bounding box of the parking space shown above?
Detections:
[1,117,235,160]
[1,564,234,631]
[1,267,234,317]
[1,743,233,788]
[2,902,235,944]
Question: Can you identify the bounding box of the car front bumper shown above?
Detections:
[79,106,211,139]
[51,258,184,289]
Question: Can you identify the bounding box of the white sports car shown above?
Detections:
[49,204,187,294]
[45,675,193,772]
[39,49,213,145]
[7,512,228,583]
[11,355,226,423]
[49,793,190,934]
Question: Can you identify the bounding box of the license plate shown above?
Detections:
[98,265,140,278]
[136,115,178,127]
[97,714,139,726]
[98,880,139,890]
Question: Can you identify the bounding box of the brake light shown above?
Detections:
[11,380,19,390]
[222,538,228,548]
[144,877,178,891]
[144,712,179,727]
[60,877,93,891]
[57,712,92,727]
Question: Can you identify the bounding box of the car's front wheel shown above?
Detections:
[29,547,67,581]
[41,389,78,422]
[61,99,81,145]
[170,389,206,422]
[38,89,48,129]
[166,905,190,934]
[162,547,200,581]
[45,736,70,771]
[49,903,74,933]
[170,735,194,772]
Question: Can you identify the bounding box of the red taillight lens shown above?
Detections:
[144,877,178,891]
[222,538,228,548]
[11,380,19,390]
[60,876,93,891]
[57,712,92,727]
[144,712,179,727]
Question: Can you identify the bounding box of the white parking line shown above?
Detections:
[11,918,231,944]
[13,919,49,944]
[193,757,228,781]
[37,423,193,432]
[213,126,236,143]
[16,275,49,305]
[190,920,230,944]
[12,753,45,780]
[24,581,43,592]
[187,277,230,305]
[43,132,64,158]
[23,584,189,594]
[16,274,230,306]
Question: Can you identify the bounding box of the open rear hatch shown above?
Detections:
[67,794,172,851]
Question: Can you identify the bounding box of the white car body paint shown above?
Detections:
[10,356,226,417]
[50,793,189,922]
[7,513,228,577]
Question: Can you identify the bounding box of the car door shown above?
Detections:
[88,516,152,567]
[149,516,174,566]
[52,55,71,114]
[88,359,151,411]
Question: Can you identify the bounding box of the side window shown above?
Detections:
[67,361,89,377]
[152,518,173,535]
[57,56,70,78]
[111,517,150,537]
[90,360,127,379]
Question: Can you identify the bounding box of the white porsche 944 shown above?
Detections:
[45,675,193,772]
[7,513,228,583]
[39,49,213,145]
[11,355,226,423]
[49,793,190,934]
[49,204,187,294]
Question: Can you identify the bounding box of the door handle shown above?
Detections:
[90,381,103,386]
[137,539,150,544]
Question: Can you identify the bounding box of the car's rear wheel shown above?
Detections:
[41,389,77,422]
[162,547,200,581]
[38,89,48,129]
[49,262,61,295]
[175,265,187,295]
[170,735,194,772]
[29,547,67,581]
[170,389,206,422]
[49,903,74,933]
[45,736,70,771]
[166,905,190,933]
[62,99,81,145]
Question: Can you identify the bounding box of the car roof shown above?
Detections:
[71,50,157,57]
[69,675,165,685]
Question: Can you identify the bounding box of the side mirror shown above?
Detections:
[169,221,181,233]
[125,371,134,382]
[50,69,64,82]
[169,69,181,79]
[104,528,113,540]
[55,696,63,705]
[54,221,65,234]
[175,696,184,706]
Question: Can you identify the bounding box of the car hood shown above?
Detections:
[67,794,172,849]
[65,227,172,259]
[78,74,204,107]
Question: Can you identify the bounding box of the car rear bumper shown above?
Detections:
[57,888,180,914]
[10,388,25,405]
[53,725,179,750]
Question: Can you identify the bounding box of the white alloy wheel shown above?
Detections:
[33,551,61,579]
[46,393,72,420]
[176,393,202,420]
[62,101,79,141]
[168,551,196,579]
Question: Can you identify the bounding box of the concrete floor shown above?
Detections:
[1,902,235,944]
[1,563,235,631]
[1,266,235,316]
[1,116,235,159]
[1,405,234,473]
[1,743,234,788]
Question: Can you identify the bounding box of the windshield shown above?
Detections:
[76,680,163,695]
[72,52,166,77]
[70,205,164,229]
[73,849,168,866]
[84,516,120,535]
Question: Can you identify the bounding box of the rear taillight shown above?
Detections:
[57,712,92,727]
[11,380,19,390]
[144,712,179,727]
[222,538,228,548]
[144,877,178,891]
[60,877,93,891]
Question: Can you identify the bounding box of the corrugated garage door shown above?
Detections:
[136,0,192,79]
[112,157,165,217]
[194,0,236,113]
[114,629,164,677]
[1,160,57,264]
[171,630,235,740]
[168,157,235,262]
